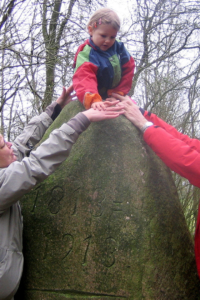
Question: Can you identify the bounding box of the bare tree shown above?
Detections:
[0,0,25,31]
[1,0,200,231]
[42,0,77,108]
[119,0,200,234]
[0,0,105,138]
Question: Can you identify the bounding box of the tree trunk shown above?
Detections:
[18,101,200,300]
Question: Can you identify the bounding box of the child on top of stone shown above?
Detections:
[73,8,135,110]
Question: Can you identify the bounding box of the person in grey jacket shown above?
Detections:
[0,86,124,300]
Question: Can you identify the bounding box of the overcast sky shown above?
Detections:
[107,0,130,21]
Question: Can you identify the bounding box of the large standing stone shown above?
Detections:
[19,101,200,299]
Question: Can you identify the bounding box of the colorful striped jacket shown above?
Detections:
[73,38,135,109]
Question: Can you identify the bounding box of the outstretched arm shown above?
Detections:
[13,86,74,160]
[56,85,74,108]
[112,94,200,188]
[0,102,124,212]
[83,100,124,121]
[143,110,200,153]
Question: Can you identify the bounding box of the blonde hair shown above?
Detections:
[87,8,120,31]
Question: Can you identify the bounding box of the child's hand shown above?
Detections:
[91,101,106,111]
[106,96,118,103]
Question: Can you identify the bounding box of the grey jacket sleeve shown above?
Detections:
[0,112,90,213]
[13,102,61,160]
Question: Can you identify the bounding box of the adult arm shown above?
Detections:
[0,113,90,212]
[112,94,200,188]
[143,110,200,152]
[112,94,200,279]
[0,103,124,212]
[141,110,200,188]
[143,125,200,188]
[13,86,73,160]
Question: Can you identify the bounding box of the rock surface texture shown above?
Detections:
[19,102,200,300]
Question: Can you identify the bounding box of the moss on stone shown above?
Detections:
[19,101,200,300]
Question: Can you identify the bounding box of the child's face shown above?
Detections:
[88,24,118,51]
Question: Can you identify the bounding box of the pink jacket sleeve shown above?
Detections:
[143,111,200,188]
[143,110,200,278]
[144,111,200,152]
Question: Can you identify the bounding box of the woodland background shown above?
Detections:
[1,0,200,235]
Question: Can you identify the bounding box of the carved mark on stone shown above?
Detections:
[70,187,80,216]
[42,232,51,260]
[31,185,42,213]
[62,234,74,260]
[101,237,117,268]
[25,288,128,298]
[48,186,64,214]
[89,188,105,217]
[82,235,92,266]
[112,201,123,212]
